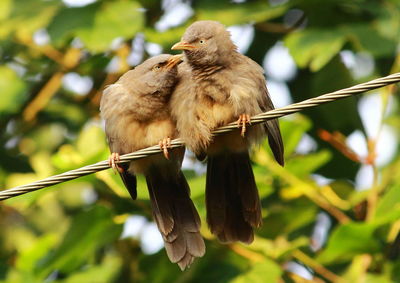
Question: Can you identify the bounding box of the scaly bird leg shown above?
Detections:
[108,152,124,174]
[159,137,171,159]
[237,114,251,137]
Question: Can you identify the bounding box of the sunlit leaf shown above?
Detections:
[48,1,145,52]
[344,24,397,57]
[59,254,121,283]
[16,234,57,273]
[285,29,346,71]
[0,0,59,39]
[279,115,312,157]
[36,205,122,277]
[196,1,289,26]
[375,184,400,220]
[231,259,281,283]
[285,150,331,177]
[317,222,380,264]
[0,66,27,117]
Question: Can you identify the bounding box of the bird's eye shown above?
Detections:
[153,65,161,71]
[199,39,205,44]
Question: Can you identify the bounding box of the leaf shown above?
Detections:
[285,29,346,71]
[317,222,380,264]
[285,150,332,177]
[195,0,288,26]
[342,255,392,283]
[145,26,187,48]
[279,115,312,157]
[76,125,107,160]
[48,1,145,52]
[47,3,96,46]
[322,180,361,210]
[15,234,57,273]
[328,180,354,201]
[231,259,282,283]
[35,205,122,278]
[0,0,12,21]
[343,24,397,57]
[59,254,121,283]
[0,66,27,117]
[261,198,318,237]
[0,0,59,39]
[375,184,400,220]
[374,2,400,41]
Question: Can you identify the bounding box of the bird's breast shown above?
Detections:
[193,75,236,129]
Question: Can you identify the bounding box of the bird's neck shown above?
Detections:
[190,64,225,80]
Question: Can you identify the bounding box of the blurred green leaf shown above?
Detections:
[317,222,380,264]
[262,198,318,238]
[231,259,281,283]
[36,205,122,278]
[0,0,59,39]
[15,234,57,273]
[48,1,144,52]
[0,0,12,21]
[375,2,400,40]
[145,26,187,49]
[0,66,27,117]
[58,254,121,283]
[344,24,397,57]
[279,115,312,157]
[196,1,289,26]
[375,184,400,220]
[285,29,346,71]
[285,150,331,177]
[52,125,108,171]
[76,125,107,160]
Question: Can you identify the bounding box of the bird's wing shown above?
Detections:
[241,56,285,166]
[101,84,138,199]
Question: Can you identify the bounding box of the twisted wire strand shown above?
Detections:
[1,72,399,201]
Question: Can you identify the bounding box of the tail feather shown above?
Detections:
[265,120,285,166]
[146,168,205,270]
[119,164,137,200]
[206,152,262,244]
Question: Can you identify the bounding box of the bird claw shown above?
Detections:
[237,114,251,137]
[159,137,171,159]
[108,152,124,174]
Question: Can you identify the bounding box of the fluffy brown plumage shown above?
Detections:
[100,54,205,270]
[170,21,284,244]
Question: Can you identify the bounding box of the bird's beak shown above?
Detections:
[171,41,196,51]
[165,54,183,69]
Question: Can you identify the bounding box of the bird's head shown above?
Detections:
[171,21,237,67]
[128,54,183,96]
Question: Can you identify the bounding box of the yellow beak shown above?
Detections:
[171,41,196,51]
[165,54,183,69]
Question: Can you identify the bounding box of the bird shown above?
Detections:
[100,54,205,270]
[170,20,284,244]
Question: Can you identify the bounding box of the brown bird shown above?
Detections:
[170,21,284,244]
[100,54,205,270]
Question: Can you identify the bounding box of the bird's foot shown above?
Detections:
[159,137,171,159]
[108,152,124,174]
[237,114,251,137]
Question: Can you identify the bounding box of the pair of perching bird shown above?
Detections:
[100,20,284,270]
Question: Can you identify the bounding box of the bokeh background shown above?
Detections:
[1,0,400,282]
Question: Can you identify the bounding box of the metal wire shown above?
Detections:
[1,72,399,201]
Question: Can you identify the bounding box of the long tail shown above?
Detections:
[146,168,205,270]
[206,151,262,244]
[119,163,137,199]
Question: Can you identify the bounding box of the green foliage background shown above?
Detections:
[1,0,400,282]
